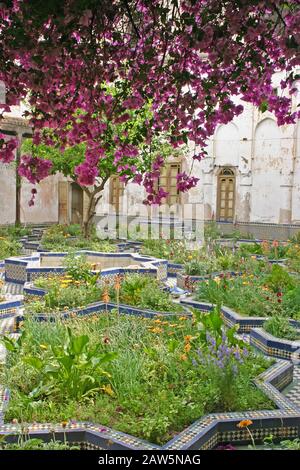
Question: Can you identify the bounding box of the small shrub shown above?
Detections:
[264,316,300,341]
[264,264,295,293]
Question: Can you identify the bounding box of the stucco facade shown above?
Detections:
[0,105,63,225]
[98,71,300,227]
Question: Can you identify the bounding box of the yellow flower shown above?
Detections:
[150,327,162,334]
[153,319,162,324]
[61,420,68,428]
[213,277,221,284]
[101,384,115,397]
[39,344,48,350]
[237,419,253,428]
[188,255,193,260]
[179,316,187,321]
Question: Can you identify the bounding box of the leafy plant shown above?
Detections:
[192,306,244,349]
[2,313,272,445]
[264,264,295,293]
[63,253,98,285]
[263,316,300,341]
[23,327,117,400]
[0,237,22,260]
[282,287,300,319]
[0,437,79,450]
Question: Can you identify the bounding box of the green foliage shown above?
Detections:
[28,283,102,313]
[63,253,98,285]
[0,225,31,239]
[1,314,273,445]
[196,275,282,317]
[184,259,209,276]
[281,286,300,319]
[264,264,295,293]
[237,243,263,256]
[141,239,192,264]
[204,222,221,241]
[0,237,22,260]
[0,437,79,450]
[118,274,183,313]
[4,327,117,401]
[263,316,300,341]
[41,224,115,252]
[192,306,243,349]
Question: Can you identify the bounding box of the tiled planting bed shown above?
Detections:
[177,270,239,290]
[180,298,266,333]
[180,298,300,362]
[15,300,190,326]
[250,327,300,362]
[0,298,22,319]
[0,355,299,450]
[5,251,168,285]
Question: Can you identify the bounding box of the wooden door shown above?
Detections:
[217,168,235,221]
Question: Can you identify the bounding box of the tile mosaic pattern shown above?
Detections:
[0,421,159,450]
[5,251,168,284]
[284,365,300,409]
[250,328,300,361]
[3,283,24,295]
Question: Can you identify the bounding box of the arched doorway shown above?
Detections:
[71,182,84,224]
[216,167,236,221]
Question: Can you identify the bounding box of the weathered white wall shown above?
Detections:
[0,104,62,225]
[21,175,61,224]
[97,70,300,225]
[0,161,16,224]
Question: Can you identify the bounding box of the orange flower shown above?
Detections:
[114,274,122,291]
[184,335,192,343]
[237,419,253,428]
[102,289,110,303]
[184,342,191,353]
[180,354,188,361]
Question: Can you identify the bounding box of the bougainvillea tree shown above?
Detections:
[0,0,299,206]
[22,96,182,236]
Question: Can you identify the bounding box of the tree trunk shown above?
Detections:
[82,191,97,238]
[81,181,106,238]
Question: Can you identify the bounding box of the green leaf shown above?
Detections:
[0,336,18,352]
[259,101,268,113]
[71,335,89,355]
[23,356,43,370]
